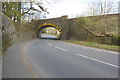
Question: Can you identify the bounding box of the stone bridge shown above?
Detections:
[30,15,102,40]
[31,16,70,40]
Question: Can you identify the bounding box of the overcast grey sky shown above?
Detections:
[41,0,119,19]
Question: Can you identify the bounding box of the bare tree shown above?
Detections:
[2,0,49,23]
[89,0,116,16]
[86,0,118,35]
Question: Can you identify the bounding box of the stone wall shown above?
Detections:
[94,35,119,45]
[0,1,2,57]
[2,14,17,52]
[14,23,35,43]
[2,14,35,53]
[67,18,95,41]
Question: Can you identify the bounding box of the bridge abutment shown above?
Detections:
[59,16,69,40]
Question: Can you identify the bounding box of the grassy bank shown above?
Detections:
[63,40,119,52]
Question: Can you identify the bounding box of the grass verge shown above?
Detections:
[63,40,119,52]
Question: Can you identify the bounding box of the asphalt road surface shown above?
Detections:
[3,39,119,78]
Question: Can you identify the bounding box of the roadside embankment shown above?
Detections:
[63,40,119,52]
[68,14,119,46]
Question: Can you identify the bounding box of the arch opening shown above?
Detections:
[37,23,62,40]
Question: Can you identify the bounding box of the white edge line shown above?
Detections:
[55,46,68,52]
[76,54,119,68]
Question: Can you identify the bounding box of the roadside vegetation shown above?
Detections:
[66,14,119,51]
[77,15,118,35]
[64,40,119,52]
[2,1,48,23]
[70,0,119,47]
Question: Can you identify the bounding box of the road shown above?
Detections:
[3,39,119,78]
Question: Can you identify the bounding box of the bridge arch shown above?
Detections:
[37,23,62,39]
[37,23,62,33]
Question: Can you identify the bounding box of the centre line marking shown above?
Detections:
[76,54,119,68]
[48,43,52,46]
[55,46,68,52]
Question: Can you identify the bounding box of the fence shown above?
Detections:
[68,8,119,18]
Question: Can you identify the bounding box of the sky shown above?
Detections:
[44,0,90,18]
[39,0,119,19]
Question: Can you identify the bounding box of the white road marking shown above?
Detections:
[55,46,68,52]
[48,43,52,46]
[76,54,119,68]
